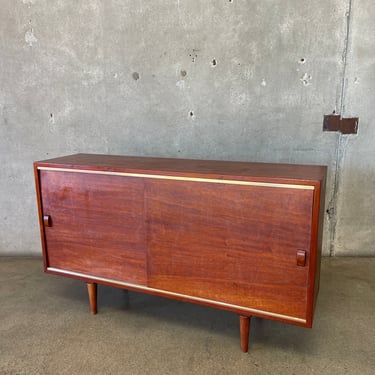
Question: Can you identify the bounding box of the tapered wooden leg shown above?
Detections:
[87,282,97,315]
[239,315,251,353]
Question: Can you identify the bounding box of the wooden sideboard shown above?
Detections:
[34,154,326,352]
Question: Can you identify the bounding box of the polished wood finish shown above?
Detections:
[239,315,251,353]
[87,282,97,315]
[34,153,326,351]
[146,179,312,320]
[39,170,147,284]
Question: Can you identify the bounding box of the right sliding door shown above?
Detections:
[145,178,314,323]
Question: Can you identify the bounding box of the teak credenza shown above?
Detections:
[34,154,326,352]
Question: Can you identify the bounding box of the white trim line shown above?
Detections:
[38,167,314,190]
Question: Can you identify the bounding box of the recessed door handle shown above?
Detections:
[296,250,306,267]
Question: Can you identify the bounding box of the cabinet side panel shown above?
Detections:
[34,164,49,269]
[39,170,147,285]
[146,179,313,321]
[313,176,326,315]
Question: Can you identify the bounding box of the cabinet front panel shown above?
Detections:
[146,179,313,320]
[39,171,147,285]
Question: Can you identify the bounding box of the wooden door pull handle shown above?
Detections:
[43,215,52,227]
[296,250,306,267]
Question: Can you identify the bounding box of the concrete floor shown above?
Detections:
[0,257,374,375]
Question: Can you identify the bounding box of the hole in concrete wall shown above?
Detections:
[189,49,198,63]
[326,207,334,218]
[229,0,233,3]
[132,72,140,80]
[211,59,217,67]
[300,73,312,86]
[299,58,306,64]
[181,70,187,77]
[189,111,195,119]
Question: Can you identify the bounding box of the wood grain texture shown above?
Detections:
[34,154,326,331]
[146,179,313,320]
[35,153,327,185]
[39,170,147,285]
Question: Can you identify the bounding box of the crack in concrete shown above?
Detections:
[329,0,354,256]
[340,0,353,116]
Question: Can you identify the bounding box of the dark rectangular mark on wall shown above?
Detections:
[323,114,359,135]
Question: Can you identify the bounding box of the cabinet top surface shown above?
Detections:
[35,153,326,184]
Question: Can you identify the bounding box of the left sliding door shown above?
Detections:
[38,169,147,286]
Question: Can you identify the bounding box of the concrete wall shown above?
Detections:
[332,0,375,256]
[0,0,372,256]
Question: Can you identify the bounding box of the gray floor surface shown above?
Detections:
[0,257,374,375]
